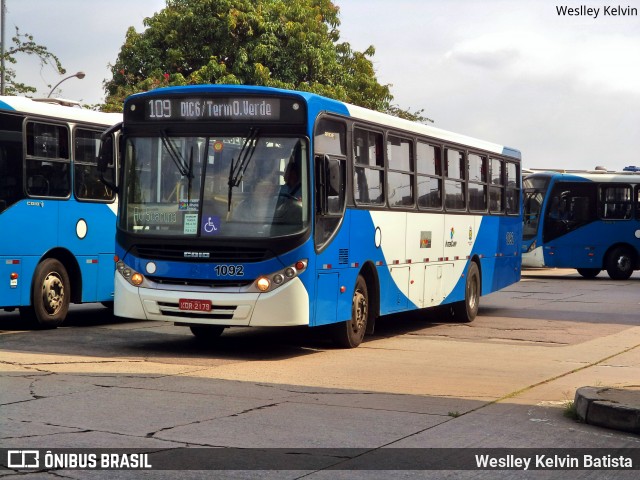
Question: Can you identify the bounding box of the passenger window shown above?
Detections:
[489,158,504,213]
[354,128,384,205]
[417,142,442,210]
[600,185,632,220]
[468,153,487,212]
[445,149,465,210]
[25,122,70,198]
[75,128,115,201]
[445,149,464,180]
[505,162,520,215]
[387,135,414,207]
[543,182,597,243]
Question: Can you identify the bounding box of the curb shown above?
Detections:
[574,386,640,435]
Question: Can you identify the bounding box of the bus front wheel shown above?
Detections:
[453,262,480,323]
[21,258,70,328]
[606,247,634,280]
[331,275,369,348]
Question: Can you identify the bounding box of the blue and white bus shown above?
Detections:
[523,170,640,279]
[0,96,121,327]
[101,85,521,347]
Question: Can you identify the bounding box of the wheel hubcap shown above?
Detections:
[42,272,64,314]
[352,289,367,333]
[617,256,631,272]
[469,278,478,311]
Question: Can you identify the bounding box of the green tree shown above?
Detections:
[103,0,421,120]
[1,26,66,95]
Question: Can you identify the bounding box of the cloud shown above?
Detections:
[447,47,520,69]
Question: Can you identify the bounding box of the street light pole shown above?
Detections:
[47,71,85,98]
[1,0,6,95]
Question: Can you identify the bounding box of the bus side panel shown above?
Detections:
[353,210,415,316]
[0,257,22,307]
[314,273,340,325]
[314,209,522,322]
[97,254,116,303]
[377,212,411,314]
[406,211,445,308]
[311,210,358,326]
[542,221,640,270]
[484,216,521,292]
[0,200,59,307]
[58,202,116,303]
[443,215,521,303]
[58,202,116,256]
[493,216,522,291]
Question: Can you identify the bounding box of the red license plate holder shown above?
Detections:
[178,299,212,312]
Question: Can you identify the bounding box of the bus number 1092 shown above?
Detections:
[214,265,244,277]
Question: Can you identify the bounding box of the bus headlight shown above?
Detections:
[256,277,271,292]
[252,259,307,293]
[116,260,146,287]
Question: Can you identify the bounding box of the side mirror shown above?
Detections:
[326,157,341,196]
[97,122,122,193]
[97,135,113,173]
[315,154,344,215]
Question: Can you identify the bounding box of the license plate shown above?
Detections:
[179,299,212,312]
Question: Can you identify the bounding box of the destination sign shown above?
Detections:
[144,97,281,121]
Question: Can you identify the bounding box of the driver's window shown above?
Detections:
[314,118,347,248]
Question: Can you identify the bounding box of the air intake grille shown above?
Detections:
[132,245,270,263]
[147,276,253,288]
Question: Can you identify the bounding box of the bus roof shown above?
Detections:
[0,96,121,126]
[126,84,521,160]
[525,170,640,183]
[345,103,520,159]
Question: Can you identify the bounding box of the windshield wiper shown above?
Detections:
[160,130,192,178]
[227,128,259,212]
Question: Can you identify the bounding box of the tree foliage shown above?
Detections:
[1,27,66,95]
[103,0,421,120]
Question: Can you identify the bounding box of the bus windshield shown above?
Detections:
[120,135,309,238]
[522,175,550,240]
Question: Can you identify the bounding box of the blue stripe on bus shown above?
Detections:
[0,99,16,111]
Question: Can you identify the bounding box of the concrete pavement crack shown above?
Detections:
[144,402,280,440]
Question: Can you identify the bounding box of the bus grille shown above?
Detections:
[132,245,270,263]
[147,276,253,288]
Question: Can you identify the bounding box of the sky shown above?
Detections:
[3,0,639,171]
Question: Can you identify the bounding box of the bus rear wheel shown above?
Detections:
[331,275,368,348]
[20,258,70,328]
[577,268,601,279]
[453,262,480,323]
[606,247,634,280]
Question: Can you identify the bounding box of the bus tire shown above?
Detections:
[606,247,634,280]
[331,275,368,348]
[577,268,601,279]
[453,262,480,323]
[189,325,225,341]
[22,258,70,328]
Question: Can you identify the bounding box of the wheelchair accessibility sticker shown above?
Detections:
[202,216,221,235]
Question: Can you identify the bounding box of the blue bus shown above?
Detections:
[0,97,121,327]
[523,170,640,279]
[100,85,521,347]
